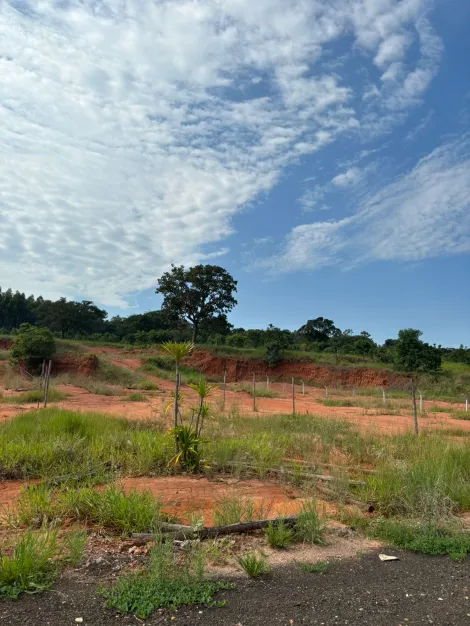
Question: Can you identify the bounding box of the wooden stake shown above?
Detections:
[292,377,295,415]
[382,387,386,406]
[325,386,328,399]
[266,375,269,389]
[252,373,256,412]
[223,366,227,410]
[410,378,419,435]
[43,360,52,408]
[40,360,45,391]
[419,393,423,414]
[301,380,305,395]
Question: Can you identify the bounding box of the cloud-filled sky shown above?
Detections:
[1,0,469,344]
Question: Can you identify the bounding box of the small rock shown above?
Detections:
[75,619,83,624]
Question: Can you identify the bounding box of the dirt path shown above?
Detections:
[1,551,468,625]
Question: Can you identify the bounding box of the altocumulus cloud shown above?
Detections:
[261,135,470,272]
[0,0,442,305]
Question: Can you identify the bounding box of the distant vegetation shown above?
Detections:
[1,263,469,375]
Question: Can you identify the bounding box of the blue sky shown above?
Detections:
[1,0,469,347]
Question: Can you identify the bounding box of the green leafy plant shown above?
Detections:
[236,552,269,578]
[265,520,294,548]
[162,342,195,446]
[101,539,232,618]
[0,388,67,404]
[9,324,56,372]
[188,379,217,437]
[169,425,205,471]
[263,341,283,368]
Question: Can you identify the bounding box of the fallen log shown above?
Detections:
[315,483,374,513]
[132,515,298,542]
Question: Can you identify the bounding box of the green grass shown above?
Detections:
[100,539,232,618]
[368,518,470,560]
[452,411,470,421]
[53,373,125,396]
[235,384,279,398]
[362,433,470,517]
[322,399,355,407]
[296,560,329,574]
[95,358,144,387]
[0,349,9,361]
[0,529,85,598]
[212,494,272,527]
[0,409,173,480]
[428,405,450,413]
[132,380,159,391]
[236,552,269,578]
[121,392,147,402]
[265,520,294,548]
[294,499,326,545]
[140,357,215,384]
[10,484,163,534]
[0,388,67,404]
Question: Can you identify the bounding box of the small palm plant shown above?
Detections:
[161,342,195,450]
[188,379,217,437]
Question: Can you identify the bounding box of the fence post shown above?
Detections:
[352,387,356,397]
[419,392,423,414]
[282,383,286,395]
[301,380,305,395]
[464,394,468,413]
[39,360,46,391]
[223,366,227,410]
[325,386,328,399]
[266,375,269,389]
[382,387,386,407]
[43,360,52,408]
[252,373,256,412]
[410,378,419,435]
[292,377,295,416]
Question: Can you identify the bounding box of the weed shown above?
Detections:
[322,399,354,407]
[0,388,67,404]
[101,539,232,618]
[295,499,326,545]
[11,484,163,535]
[236,552,269,578]
[235,384,279,398]
[0,531,59,598]
[368,518,470,560]
[428,405,450,413]
[0,409,172,479]
[132,380,159,391]
[296,560,329,573]
[265,520,294,548]
[62,530,87,566]
[212,494,272,526]
[121,392,147,402]
[452,411,470,421]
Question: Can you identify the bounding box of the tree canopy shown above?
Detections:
[156,265,238,343]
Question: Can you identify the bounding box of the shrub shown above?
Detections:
[10,324,56,371]
[236,552,269,578]
[122,392,147,402]
[265,521,294,548]
[263,342,283,368]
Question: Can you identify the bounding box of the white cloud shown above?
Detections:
[0,0,443,305]
[332,167,363,187]
[260,135,470,272]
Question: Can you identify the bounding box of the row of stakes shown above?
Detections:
[224,374,469,417]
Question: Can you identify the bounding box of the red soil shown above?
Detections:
[0,339,12,349]
[189,350,408,387]
[52,354,98,376]
[119,476,318,526]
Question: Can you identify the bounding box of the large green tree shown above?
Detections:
[156,265,238,343]
[394,328,441,372]
[297,317,341,344]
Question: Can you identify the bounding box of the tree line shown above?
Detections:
[1,263,468,372]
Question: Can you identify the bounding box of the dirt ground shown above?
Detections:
[1,351,468,435]
[1,549,468,626]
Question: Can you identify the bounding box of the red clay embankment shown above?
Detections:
[189,350,408,388]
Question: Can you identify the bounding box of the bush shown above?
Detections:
[295,499,326,545]
[263,342,283,368]
[10,324,56,371]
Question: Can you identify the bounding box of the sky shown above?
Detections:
[1,0,469,347]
